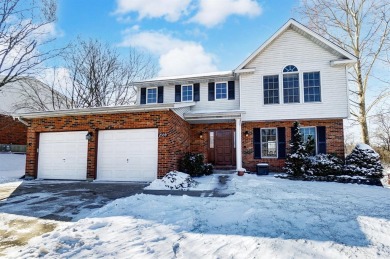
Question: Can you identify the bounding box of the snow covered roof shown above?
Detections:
[14,102,195,119]
[134,71,235,86]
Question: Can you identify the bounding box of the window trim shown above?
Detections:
[215,81,228,100]
[181,84,193,102]
[282,71,300,104]
[300,126,317,154]
[260,127,278,158]
[263,74,280,105]
[146,87,157,104]
[303,71,322,103]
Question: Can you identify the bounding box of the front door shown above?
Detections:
[215,130,233,166]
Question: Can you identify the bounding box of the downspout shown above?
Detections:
[15,116,30,126]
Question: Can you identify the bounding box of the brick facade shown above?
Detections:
[190,119,344,172]
[0,114,27,145]
[25,110,190,179]
[25,112,344,179]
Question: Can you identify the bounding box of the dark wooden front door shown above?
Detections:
[215,130,233,166]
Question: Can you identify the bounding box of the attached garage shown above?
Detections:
[97,128,158,182]
[37,131,88,180]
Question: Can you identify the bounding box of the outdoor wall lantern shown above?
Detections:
[199,132,203,139]
[245,131,249,137]
[86,132,93,141]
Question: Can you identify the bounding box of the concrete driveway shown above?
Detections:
[0,180,147,255]
[0,180,148,221]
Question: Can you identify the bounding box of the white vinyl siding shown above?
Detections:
[240,28,349,121]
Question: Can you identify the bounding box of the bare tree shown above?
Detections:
[0,0,62,89]
[372,111,390,151]
[14,39,157,110]
[60,39,156,108]
[297,0,390,145]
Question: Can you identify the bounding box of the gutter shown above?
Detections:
[14,116,30,126]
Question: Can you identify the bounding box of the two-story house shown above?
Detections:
[16,19,356,181]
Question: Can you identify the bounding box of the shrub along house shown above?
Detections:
[15,19,356,181]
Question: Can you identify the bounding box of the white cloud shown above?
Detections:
[159,45,217,76]
[115,0,191,22]
[120,31,218,76]
[191,0,262,27]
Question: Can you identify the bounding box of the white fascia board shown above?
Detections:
[236,19,357,71]
[14,103,195,119]
[184,110,245,119]
[235,68,256,74]
[330,59,357,67]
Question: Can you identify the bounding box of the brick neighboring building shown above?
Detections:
[17,19,356,181]
[0,115,27,146]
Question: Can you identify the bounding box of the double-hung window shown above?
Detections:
[261,128,277,157]
[182,85,193,102]
[300,127,316,154]
[303,72,321,102]
[215,82,227,99]
[263,75,279,104]
[147,88,157,104]
[283,65,299,103]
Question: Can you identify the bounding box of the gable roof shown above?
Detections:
[235,19,357,71]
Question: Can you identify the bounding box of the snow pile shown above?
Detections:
[0,153,25,183]
[5,175,390,258]
[145,171,198,190]
[345,143,383,178]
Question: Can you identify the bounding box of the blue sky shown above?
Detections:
[53,0,300,77]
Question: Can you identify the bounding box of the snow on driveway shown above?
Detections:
[4,174,390,258]
[0,153,25,183]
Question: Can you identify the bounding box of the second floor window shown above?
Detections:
[263,75,279,104]
[147,88,157,104]
[304,72,321,102]
[182,85,193,102]
[283,65,299,103]
[216,82,227,99]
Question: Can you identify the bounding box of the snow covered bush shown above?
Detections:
[180,152,204,177]
[146,171,198,190]
[180,153,213,177]
[344,144,384,179]
[284,121,312,177]
[306,154,344,176]
[203,163,214,175]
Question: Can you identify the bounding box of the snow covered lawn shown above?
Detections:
[3,174,390,258]
[0,153,25,184]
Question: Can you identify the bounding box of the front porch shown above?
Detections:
[184,110,245,171]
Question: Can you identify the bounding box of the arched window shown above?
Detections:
[283,65,298,73]
[282,65,299,103]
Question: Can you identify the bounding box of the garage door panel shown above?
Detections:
[97,129,158,182]
[38,131,88,180]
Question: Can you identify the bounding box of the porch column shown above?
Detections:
[235,118,243,171]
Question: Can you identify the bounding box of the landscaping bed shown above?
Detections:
[275,174,383,186]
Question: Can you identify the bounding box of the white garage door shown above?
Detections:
[38,131,88,180]
[97,129,158,182]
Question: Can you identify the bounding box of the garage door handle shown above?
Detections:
[63,159,66,162]
[126,159,129,163]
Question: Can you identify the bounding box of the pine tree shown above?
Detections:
[344,144,384,179]
[284,121,310,177]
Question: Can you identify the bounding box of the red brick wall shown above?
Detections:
[190,119,344,172]
[25,110,190,179]
[0,115,27,145]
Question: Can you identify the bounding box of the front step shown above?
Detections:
[213,169,236,174]
[213,165,236,170]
